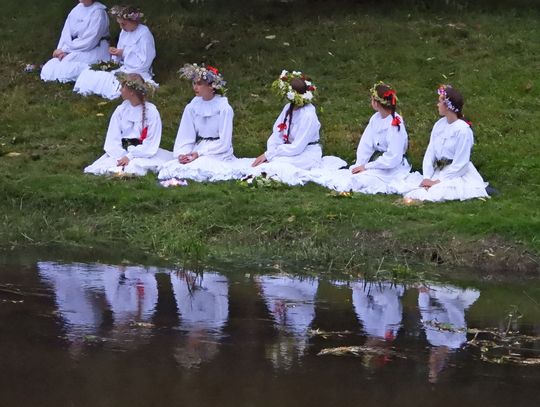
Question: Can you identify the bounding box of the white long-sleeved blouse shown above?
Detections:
[265,103,320,161]
[173,95,234,158]
[115,24,156,76]
[355,112,408,170]
[103,100,162,160]
[57,2,109,53]
[422,118,474,180]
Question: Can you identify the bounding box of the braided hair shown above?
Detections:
[281,78,308,143]
[373,83,401,131]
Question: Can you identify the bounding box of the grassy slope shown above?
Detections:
[0,0,538,273]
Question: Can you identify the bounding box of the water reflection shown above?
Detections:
[257,274,318,369]
[170,270,229,368]
[351,281,405,368]
[29,259,540,399]
[418,283,480,383]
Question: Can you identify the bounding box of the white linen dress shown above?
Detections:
[74,23,156,99]
[311,112,412,193]
[158,95,243,181]
[403,118,489,201]
[41,2,110,83]
[84,100,172,176]
[240,103,348,186]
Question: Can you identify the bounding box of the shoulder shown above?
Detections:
[138,24,154,38]
[91,2,107,12]
[112,100,129,116]
[215,95,233,114]
[144,102,159,115]
[299,103,318,119]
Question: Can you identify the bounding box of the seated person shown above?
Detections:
[84,73,171,176]
[41,0,110,83]
[348,81,412,194]
[404,85,489,202]
[252,70,322,171]
[74,5,156,99]
[158,63,239,182]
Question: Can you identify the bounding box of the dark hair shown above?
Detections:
[290,78,307,94]
[444,86,471,125]
[374,83,400,131]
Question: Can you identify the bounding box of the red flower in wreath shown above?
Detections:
[206,65,219,74]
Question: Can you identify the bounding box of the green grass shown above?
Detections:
[0,0,539,274]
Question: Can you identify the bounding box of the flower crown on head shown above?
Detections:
[271,70,317,107]
[437,84,460,113]
[178,63,227,95]
[370,81,398,107]
[115,72,156,98]
[109,5,145,22]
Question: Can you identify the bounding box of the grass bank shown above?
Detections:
[0,0,539,275]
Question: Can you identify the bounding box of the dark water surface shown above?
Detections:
[1,253,539,406]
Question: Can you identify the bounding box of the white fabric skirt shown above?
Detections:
[40,40,110,83]
[74,67,157,100]
[84,148,173,176]
[158,156,252,182]
[403,162,489,202]
[158,153,347,187]
[309,158,412,194]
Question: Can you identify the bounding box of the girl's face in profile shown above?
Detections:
[193,80,215,100]
[117,18,138,32]
[437,96,448,116]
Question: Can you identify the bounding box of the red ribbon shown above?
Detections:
[277,122,287,132]
[139,126,148,142]
[391,116,401,127]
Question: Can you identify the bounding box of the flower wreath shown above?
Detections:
[178,63,227,95]
[115,72,156,98]
[271,70,317,107]
[370,81,398,108]
[109,5,145,22]
[437,84,460,113]
[370,81,401,127]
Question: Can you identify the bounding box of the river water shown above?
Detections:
[1,253,539,406]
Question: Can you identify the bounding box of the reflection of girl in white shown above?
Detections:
[418,284,480,349]
[38,261,106,337]
[170,271,229,368]
[102,266,158,324]
[257,275,318,368]
[352,281,404,340]
[418,283,480,383]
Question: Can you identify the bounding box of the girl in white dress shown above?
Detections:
[158,63,240,182]
[404,85,489,201]
[74,5,156,99]
[41,0,110,83]
[84,73,172,176]
[348,82,412,194]
[252,70,322,171]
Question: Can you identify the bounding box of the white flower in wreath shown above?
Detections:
[292,71,301,76]
[279,81,287,90]
[302,91,313,101]
[286,91,296,101]
[280,70,288,77]
[304,80,312,87]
